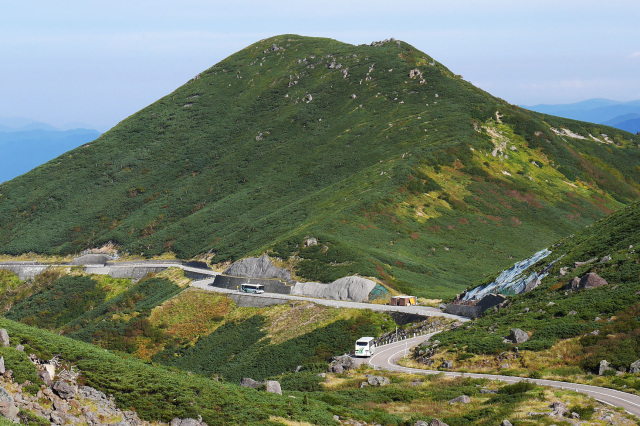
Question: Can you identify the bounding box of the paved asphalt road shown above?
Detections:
[191,279,469,321]
[366,334,640,418]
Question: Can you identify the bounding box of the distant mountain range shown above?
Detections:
[0,126,100,183]
[523,98,640,133]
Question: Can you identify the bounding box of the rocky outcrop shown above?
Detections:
[292,276,377,302]
[70,253,113,265]
[171,418,207,426]
[550,401,568,417]
[52,380,76,400]
[0,386,18,421]
[328,355,356,373]
[599,360,614,376]
[224,255,294,283]
[579,272,608,289]
[630,359,640,374]
[566,272,608,291]
[365,375,390,386]
[240,378,260,389]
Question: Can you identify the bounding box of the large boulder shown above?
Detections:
[240,378,260,389]
[598,360,613,376]
[0,386,19,420]
[264,380,282,395]
[292,276,377,302]
[366,375,390,386]
[52,380,76,400]
[550,401,568,417]
[224,255,294,283]
[579,272,608,289]
[449,395,471,404]
[508,328,529,344]
[329,355,356,373]
[630,360,640,374]
[0,330,9,347]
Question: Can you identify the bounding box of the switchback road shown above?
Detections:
[367,334,640,418]
[191,278,469,321]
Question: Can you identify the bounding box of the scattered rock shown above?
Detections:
[508,328,529,344]
[500,421,513,426]
[359,381,368,388]
[414,421,428,426]
[14,345,24,352]
[0,358,4,375]
[579,272,608,289]
[600,255,612,263]
[449,395,470,404]
[479,388,498,394]
[428,419,448,426]
[599,360,613,376]
[171,418,207,426]
[550,401,568,417]
[52,381,76,400]
[303,93,313,103]
[38,370,53,386]
[629,360,640,374]
[570,412,580,419]
[566,277,581,290]
[264,380,282,395]
[366,375,390,386]
[303,237,318,247]
[558,267,569,277]
[440,360,453,369]
[50,411,65,425]
[0,385,19,420]
[0,330,9,347]
[240,378,260,389]
[328,355,356,373]
[568,310,577,316]
[574,257,598,268]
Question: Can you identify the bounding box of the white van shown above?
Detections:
[355,337,376,357]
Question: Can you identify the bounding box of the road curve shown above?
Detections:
[367,334,640,418]
[191,279,469,321]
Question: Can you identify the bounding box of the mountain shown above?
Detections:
[603,113,640,134]
[523,98,640,133]
[0,35,639,298]
[0,128,101,183]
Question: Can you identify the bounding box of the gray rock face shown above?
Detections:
[579,272,608,289]
[264,380,282,395]
[440,360,453,369]
[0,385,19,420]
[524,274,541,292]
[292,276,377,302]
[171,418,207,426]
[224,255,294,283]
[630,359,640,374]
[0,329,9,347]
[240,378,260,389]
[449,395,470,404]
[509,328,529,344]
[52,380,76,400]
[566,277,581,290]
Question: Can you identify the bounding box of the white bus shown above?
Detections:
[240,283,265,294]
[354,337,376,357]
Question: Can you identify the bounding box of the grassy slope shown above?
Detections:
[416,200,640,391]
[0,35,639,298]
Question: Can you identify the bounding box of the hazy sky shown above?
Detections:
[1,1,639,131]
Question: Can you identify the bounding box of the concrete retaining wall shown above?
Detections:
[0,264,50,281]
[229,294,290,308]
[85,265,167,280]
[211,275,293,294]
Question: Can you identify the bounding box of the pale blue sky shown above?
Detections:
[1,0,639,131]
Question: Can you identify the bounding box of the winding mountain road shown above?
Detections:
[367,333,640,418]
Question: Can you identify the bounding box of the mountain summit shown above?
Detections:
[1,35,639,297]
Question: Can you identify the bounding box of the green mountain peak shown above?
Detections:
[1,35,639,298]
